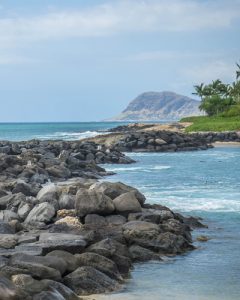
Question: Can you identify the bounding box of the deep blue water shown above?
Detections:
[99,146,240,300]
[0,121,168,141]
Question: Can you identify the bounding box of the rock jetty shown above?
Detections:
[0,138,205,299]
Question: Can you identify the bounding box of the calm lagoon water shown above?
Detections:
[99,147,240,300]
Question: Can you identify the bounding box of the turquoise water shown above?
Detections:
[0,122,131,141]
[1,123,240,299]
[100,146,240,300]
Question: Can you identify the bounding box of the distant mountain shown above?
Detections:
[108,91,202,121]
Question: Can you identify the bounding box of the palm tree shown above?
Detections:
[193,83,205,100]
[236,63,240,80]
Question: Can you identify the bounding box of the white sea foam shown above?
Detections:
[146,195,240,213]
[35,130,103,141]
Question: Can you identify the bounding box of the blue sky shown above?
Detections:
[0,0,239,121]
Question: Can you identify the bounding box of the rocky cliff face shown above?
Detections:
[110,91,202,121]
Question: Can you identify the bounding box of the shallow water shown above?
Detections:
[100,147,240,300]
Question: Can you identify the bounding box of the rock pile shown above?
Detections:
[0,139,134,184]
[0,177,204,299]
[113,131,212,152]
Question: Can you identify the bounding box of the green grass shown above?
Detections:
[180,115,240,132]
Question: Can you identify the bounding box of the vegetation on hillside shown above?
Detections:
[180,63,240,132]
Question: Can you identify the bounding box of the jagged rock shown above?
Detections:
[90,181,145,205]
[75,188,115,217]
[75,252,122,281]
[113,191,142,214]
[63,266,119,295]
[24,202,55,226]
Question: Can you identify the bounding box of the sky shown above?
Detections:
[0,0,239,122]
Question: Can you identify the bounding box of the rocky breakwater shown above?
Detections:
[0,139,134,182]
[0,176,206,299]
[113,130,212,152]
[191,131,240,143]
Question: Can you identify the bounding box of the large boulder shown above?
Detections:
[37,184,58,203]
[90,181,146,205]
[63,266,119,295]
[129,245,160,262]
[75,188,115,217]
[10,253,67,275]
[113,192,142,214]
[46,250,79,273]
[122,221,160,248]
[87,238,129,258]
[75,252,122,281]
[24,202,55,226]
[34,233,87,254]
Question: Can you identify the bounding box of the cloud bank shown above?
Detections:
[0,0,239,45]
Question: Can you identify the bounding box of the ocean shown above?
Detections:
[1,122,240,299]
[100,147,240,300]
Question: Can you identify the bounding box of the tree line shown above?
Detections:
[193,63,240,116]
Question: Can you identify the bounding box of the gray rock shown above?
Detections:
[75,188,115,217]
[24,202,55,225]
[0,221,15,234]
[63,266,119,295]
[37,184,58,203]
[59,194,75,210]
[12,180,34,196]
[84,214,107,227]
[129,244,160,261]
[0,210,20,222]
[10,253,67,275]
[113,191,142,214]
[46,165,71,179]
[106,215,127,226]
[75,252,122,281]
[90,181,145,205]
[46,250,79,273]
[87,238,129,258]
[0,234,18,249]
[0,276,29,300]
[8,257,62,281]
[18,202,33,220]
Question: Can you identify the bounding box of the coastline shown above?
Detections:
[0,137,205,299]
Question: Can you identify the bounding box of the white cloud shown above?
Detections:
[182,60,237,83]
[0,0,239,44]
